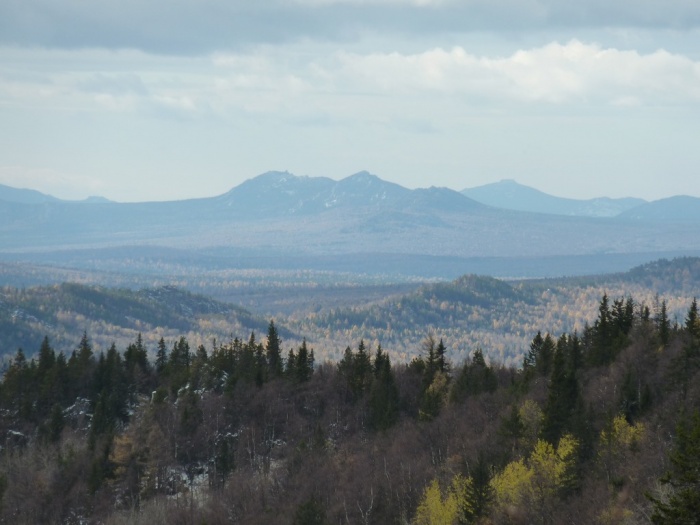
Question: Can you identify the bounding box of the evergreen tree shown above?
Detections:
[155,337,168,375]
[368,346,399,431]
[590,294,613,365]
[286,348,297,378]
[684,298,700,355]
[451,349,497,402]
[523,331,543,372]
[650,411,700,524]
[657,300,671,347]
[542,338,580,445]
[436,338,448,374]
[461,454,493,524]
[292,496,328,525]
[351,339,372,397]
[524,331,555,377]
[265,320,284,379]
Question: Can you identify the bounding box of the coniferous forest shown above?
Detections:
[1,292,700,524]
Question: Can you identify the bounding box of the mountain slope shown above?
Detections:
[0,183,60,204]
[462,179,645,217]
[617,195,700,222]
[0,283,288,357]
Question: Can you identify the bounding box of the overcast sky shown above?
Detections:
[1,0,699,202]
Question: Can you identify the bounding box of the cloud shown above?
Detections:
[1,1,700,54]
[2,41,700,128]
[324,41,700,106]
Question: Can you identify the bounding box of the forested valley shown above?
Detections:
[1,289,700,524]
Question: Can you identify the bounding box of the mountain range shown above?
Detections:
[2,172,700,279]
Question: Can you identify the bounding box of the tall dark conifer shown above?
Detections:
[265,320,283,379]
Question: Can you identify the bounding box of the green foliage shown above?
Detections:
[293,496,328,525]
[541,336,580,445]
[368,345,399,431]
[266,320,284,379]
[650,411,700,524]
[450,349,498,403]
[587,295,636,366]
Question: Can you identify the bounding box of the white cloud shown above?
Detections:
[331,41,700,105]
[2,41,700,128]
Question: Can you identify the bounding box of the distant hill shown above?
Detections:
[0,183,61,204]
[617,195,700,222]
[0,283,289,358]
[462,179,645,217]
[299,256,700,364]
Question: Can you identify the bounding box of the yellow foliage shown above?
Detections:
[599,504,635,524]
[518,399,543,448]
[414,479,458,525]
[109,433,136,478]
[491,434,579,513]
[491,458,532,507]
[600,415,645,449]
[414,475,474,525]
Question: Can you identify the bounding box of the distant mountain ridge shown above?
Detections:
[0,183,112,204]
[461,179,646,217]
[2,171,700,280]
[216,170,483,216]
[0,183,61,204]
[617,195,700,222]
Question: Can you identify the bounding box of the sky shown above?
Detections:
[1,1,700,203]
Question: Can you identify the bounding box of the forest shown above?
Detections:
[0,291,699,524]
[3,257,700,368]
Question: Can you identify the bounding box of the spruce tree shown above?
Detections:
[657,300,671,347]
[368,346,399,431]
[265,320,284,379]
[542,339,579,445]
[686,298,699,336]
[155,337,168,375]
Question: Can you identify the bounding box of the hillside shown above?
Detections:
[294,257,700,365]
[0,284,698,524]
[0,283,287,359]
